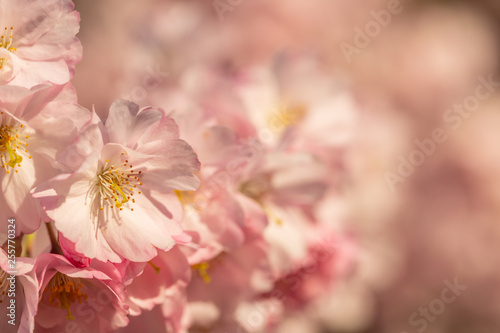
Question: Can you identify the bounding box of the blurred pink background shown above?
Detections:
[72,1,500,332]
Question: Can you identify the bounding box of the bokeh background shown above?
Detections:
[72,1,500,332]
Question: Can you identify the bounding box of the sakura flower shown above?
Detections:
[185,233,274,332]
[0,0,82,88]
[228,146,330,277]
[33,253,128,332]
[172,110,249,263]
[181,66,349,278]
[152,69,331,276]
[145,88,267,264]
[124,246,190,332]
[34,100,201,263]
[124,246,190,314]
[0,83,90,236]
[177,187,247,264]
[0,248,38,333]
[182,188,273,332]
[262,232,355,311]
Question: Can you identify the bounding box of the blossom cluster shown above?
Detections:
[0,1,355,332]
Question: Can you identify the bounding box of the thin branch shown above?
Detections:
[45,221,63,255]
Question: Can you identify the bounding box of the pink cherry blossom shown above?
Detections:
[0,1,366,332]
[0,0,82,88]
[34,100,201,263]
[33,253,128,332]
[0,83,90,236]
[185,233,274,332]
[124,246,190,332]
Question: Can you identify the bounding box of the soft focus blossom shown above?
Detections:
[0,0,82,88]
[33,253,128,332]
[185,233,274,332]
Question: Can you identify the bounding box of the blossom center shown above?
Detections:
[88,157,143,217]
[191,262,211,284]
[43,272,88,320]
[0,111,31,174]
[268,103,307,133]
[239,174,283,225]
[191,256,225,285]
[0,27,16,69]
[239,174,271,202]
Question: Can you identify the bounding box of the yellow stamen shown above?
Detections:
[112,182,129,207]
[43,273,88,320]
[88,156,144,223]
[192,262,211,284]
[5,140,22,167]
[148,261,161,274]
[0,117,29,173]
[0,26,16,69]
[268,103,307,133]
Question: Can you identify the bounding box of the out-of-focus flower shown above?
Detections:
[176,65,341,275]
[34,100,201,263]
[124,246,191,332]
[166,106,250,263]
[0,0,82,88]
[185,233,274,332]
[0,83,89,236]
[33,253,128,332]
[142,59,355,331]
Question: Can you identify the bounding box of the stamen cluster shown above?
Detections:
[0,112,31,174]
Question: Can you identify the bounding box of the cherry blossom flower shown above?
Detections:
[0,1,366,332]
[168,107,250,263]
[185,233,274,332]
[34,100,201,263]
[152,67,334,277]
[0,83,90,236]
[33,253,128,332]
[124,246,190,332]
[0,0,82,88]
